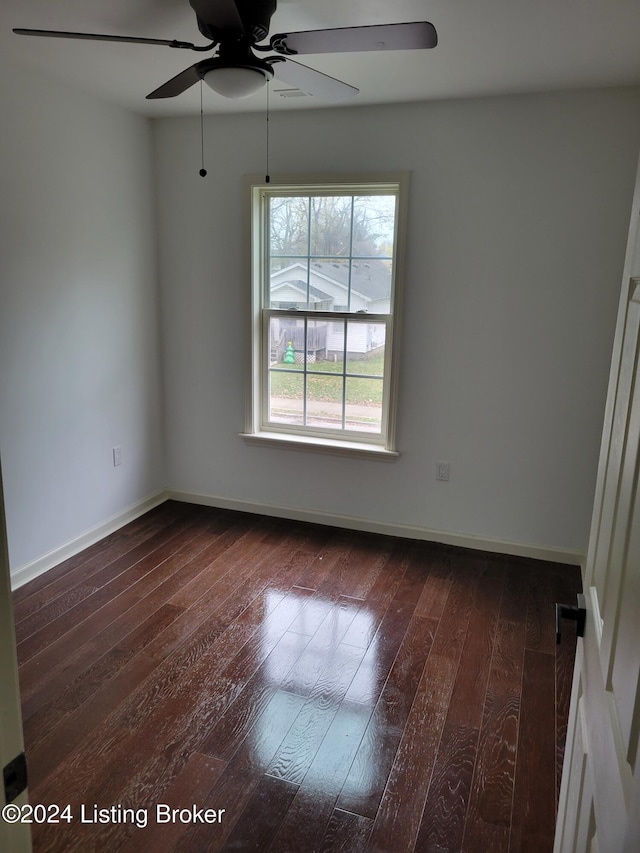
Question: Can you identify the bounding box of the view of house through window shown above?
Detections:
[247,177,406,454]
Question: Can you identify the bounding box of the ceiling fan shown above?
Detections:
[13,0,437,102]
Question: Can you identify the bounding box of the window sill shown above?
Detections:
[240,431,399,461]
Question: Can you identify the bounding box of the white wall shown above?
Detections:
[0,61,165,576]
[1,77,638,574]
[155,88,640,556]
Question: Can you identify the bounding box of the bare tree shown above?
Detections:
[269,194,395,262]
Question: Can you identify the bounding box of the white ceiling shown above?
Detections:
[3,0,640,117]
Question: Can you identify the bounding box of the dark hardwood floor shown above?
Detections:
[12,500,582,852]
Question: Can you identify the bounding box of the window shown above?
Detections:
[243,175,407,458]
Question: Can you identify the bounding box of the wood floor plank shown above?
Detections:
[428,560,478,660]
[342,598,418,705]
[41,530,322,816]
[525,567,558,655]
[510,648,557,852]
[14,502,580,853]
[414,548,453,620]
[266,699,372,852]
[499,558,531,625]
[363,652,460,852]
[137,523,288,663]
[364,556,477,850]
[319,809,373,852]
[391,543,431,606]
[265,695,344,786]
[414,721,479,852]
[315,533,394,601]
[24,604,182,744]
[462,818,510,853]
[285,593,336,637]
[30,546,289,809]
[339,594,396,651]
[446,562,504,729]
[279,596,361,695]
[200,628,313,761]
[164,518,277,610]
[307,640,367,706]
[378,616,438,730]
[26,651,161,792]
[16,527,205,665]
[87,620,301,809]
[292,530,357,591]
[17,516,244,715]
[224,689,308,777]
[464,619,525,836]
[184,691,306,850]
[217,588,317,688]
[15,511,203,650]
[364,540,413,605]
[336,613,438,818]
[220,774,298,852]
[112,752,227,853]
[23,602,184,754]
[335,546,412,654]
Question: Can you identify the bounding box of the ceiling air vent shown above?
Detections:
[275,88,309,98]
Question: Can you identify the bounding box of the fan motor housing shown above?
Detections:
[195,0,277,44]
[241,0,277,43]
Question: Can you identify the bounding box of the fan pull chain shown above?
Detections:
[265,80,270,184]
[199,80,207,177]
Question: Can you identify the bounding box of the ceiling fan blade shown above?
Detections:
[146,64,202,99]
[13,28,203,50]
[272,59,358,102]
[271,21,437,55]
[189,0,244,33]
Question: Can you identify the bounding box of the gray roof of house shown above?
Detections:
[271,259,392,303]
[310,261,391,302]
[271,279,333,302]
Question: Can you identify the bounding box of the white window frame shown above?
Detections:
[242,173,408,459]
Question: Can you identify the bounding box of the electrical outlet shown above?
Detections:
[436,461,450,481]
[113,446,122,467]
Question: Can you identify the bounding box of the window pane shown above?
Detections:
[350,259,392,313]
[308,259,350,311]
[268,370,304,425]
[270,257,309,308]
[309,196,352,256]
[345,378,383,433]
[305,320,330,371]
[346,323,386,375]
[325,319,345,368]
[307,375,344,429]
[269,317,303,369]
[352,195,396,257]
[270,196,309,257]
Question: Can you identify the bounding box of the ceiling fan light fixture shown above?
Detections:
[203,65,272,98]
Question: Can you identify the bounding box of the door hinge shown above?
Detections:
[3,752,28,804]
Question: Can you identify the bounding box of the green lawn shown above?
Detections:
[271,353,385,405]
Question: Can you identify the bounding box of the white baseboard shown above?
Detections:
[166,489,585,566]
[10,490,169,590]
[12,487,583,591]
